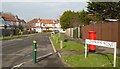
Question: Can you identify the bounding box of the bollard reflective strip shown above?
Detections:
[33,40,37,43]
[33,40,37,64]
[34,49,37,51]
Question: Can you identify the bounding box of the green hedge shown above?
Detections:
[43,30,52,32]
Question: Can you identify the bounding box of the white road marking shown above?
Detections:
[37,53,53,59]
[49,37,56,52]
[49,37,62,58]
[11,62,26,69]
[11,53,53,69]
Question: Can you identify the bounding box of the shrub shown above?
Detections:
[43,30,52,32]
[64,38,68,42]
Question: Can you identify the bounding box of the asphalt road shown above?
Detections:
[2,33,65,68]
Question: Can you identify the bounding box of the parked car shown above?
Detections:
[54,30,59,33]
[51,30,59,34]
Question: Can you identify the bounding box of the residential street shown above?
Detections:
[1,1,120,68]
[2,33,66,68]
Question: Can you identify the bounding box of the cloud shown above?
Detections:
[2,0,119,2]
[2,0,89,2]
[2,2,87,21]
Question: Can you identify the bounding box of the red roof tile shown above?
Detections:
[40,19,58,24]
[1,14,18,22]
[26,18,59,28]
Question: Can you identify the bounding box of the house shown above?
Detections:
[26,18,61,32]
[0,12,26,36]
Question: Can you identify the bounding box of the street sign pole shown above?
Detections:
[85,43,87,58]
[60,40,63,49]
[113,42,117,67]
[85,39,117,67]
[33,40,37,64]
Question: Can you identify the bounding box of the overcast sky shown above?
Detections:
[2,2,88,22]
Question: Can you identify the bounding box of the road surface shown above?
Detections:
[2,33,66,68]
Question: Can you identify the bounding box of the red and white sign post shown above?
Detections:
[85,39,117,67]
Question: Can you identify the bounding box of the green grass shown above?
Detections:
[50,33,84,51]
[0,33,37,40]
[62,54,120,67]
[63,41,84,51]
[50,33,61,50]
[50,33,120,67]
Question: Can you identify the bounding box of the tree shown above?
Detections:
[60,10,75,29]
[87,2,120,20]
[70,11,81,27]
[78,10,91,26]
[18,25,24,31]
[60,10,91,29]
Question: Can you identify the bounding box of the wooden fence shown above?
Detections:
[82,21,120,48]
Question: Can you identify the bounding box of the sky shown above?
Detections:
[2,0,89,2]
[1,1,88,22]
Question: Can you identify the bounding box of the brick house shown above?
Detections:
[26,18,61,32]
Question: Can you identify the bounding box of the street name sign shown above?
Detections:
[85,39,115,48]
[85,39,117,67]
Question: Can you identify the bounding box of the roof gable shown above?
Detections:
[0,14,18,22]
[26,18,59,28]
[27,18,59,24]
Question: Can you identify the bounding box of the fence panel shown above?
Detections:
[82,21,119,48]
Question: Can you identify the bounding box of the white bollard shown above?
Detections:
[60,40,63,49]
[85,44,87,58]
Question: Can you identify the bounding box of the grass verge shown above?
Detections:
[50,33,84,51]
[0,33,37,40]
[62,54,120,67]
[50,33,120,67]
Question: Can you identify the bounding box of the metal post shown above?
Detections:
[33,40,37,64]
[60,40,63,49]
[113,42,117,67]
[85,43,87,58]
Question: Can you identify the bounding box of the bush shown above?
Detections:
[14,29,19,35]
[43,30,52,32]
[64,38,68,42]
[23,30,33,34]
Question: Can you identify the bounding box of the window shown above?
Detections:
[52,24,54,26]
[36,23,40,26]
[43,24,45,26]
[0,18,5,25]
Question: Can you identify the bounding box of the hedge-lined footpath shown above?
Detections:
[50,33,120,67]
